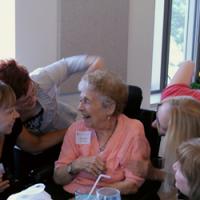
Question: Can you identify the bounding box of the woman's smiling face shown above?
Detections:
[78,89,109,129]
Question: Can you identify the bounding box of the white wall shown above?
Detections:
[59,0,129,93]
[127,0,155,108]
[15,0,155,109]
[15,0,58,72]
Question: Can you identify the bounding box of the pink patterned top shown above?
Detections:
[55,114,150,194]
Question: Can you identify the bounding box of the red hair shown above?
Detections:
[0,59,30,99]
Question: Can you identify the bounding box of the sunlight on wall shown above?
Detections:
[0,0,15,59]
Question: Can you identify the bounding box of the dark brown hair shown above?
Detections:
[0,59,30,99]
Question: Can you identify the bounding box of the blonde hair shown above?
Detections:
[162,96,200,191]
[78,69,128,116]
[177,138,200,200]
[0,80,16,109]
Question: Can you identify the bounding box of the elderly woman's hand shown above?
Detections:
[86,56,105,73]
[73,156,106,177]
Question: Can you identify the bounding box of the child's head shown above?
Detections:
[0,80,19,134]
[173,138,200,200]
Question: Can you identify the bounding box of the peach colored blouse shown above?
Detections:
[55,114,150,194]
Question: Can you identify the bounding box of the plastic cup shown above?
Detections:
[96,187,121,200]
[75,189,96,200]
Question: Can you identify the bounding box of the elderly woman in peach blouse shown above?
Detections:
[54,69,150,197]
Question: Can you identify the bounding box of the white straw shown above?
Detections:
[85,174,111,200]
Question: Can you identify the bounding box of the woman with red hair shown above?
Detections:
[0,55,104,134]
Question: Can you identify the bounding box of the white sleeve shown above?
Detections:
[30,55,89,90]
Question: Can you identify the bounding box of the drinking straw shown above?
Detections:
[85,174,111,200]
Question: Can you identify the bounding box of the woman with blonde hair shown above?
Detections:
[173,138,200,200]
[133,96,200,199]
[162,96,200,191]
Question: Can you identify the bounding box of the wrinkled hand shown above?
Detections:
[125,159,151,178]
[73,156,106,177]
[0,174,10,193]
[86,56,105,73]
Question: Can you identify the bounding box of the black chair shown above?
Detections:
[123,85,161,159]
[122,85,161,200]
[123,85,143,119]
[138,109,161,160]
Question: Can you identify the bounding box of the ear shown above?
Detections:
[106,102,116,116]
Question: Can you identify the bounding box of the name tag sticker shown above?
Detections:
[76,131,91,144]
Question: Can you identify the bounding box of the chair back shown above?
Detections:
[123,85,161,159]
[123,85,143,118]
[122,85,161,200]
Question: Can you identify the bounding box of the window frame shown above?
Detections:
[153,0,200,93]
[194,0,200,81]
[160,0,172,92]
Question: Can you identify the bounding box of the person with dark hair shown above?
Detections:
[0,55,104,134]
[0,56,104,186]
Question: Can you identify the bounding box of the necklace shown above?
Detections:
[99,133,113,152]
[98,119,117,152]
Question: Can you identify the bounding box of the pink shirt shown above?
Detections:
[55,114,150,194]
[161,83,200,101]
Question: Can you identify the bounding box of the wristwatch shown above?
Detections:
[67,163,73,175]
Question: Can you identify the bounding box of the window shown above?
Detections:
[0,0,15,59]
[151,0,199,92]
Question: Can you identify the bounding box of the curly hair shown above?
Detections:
[0,59,30,99]
[78,69,128,116]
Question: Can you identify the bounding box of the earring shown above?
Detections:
[107,116,111,120]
